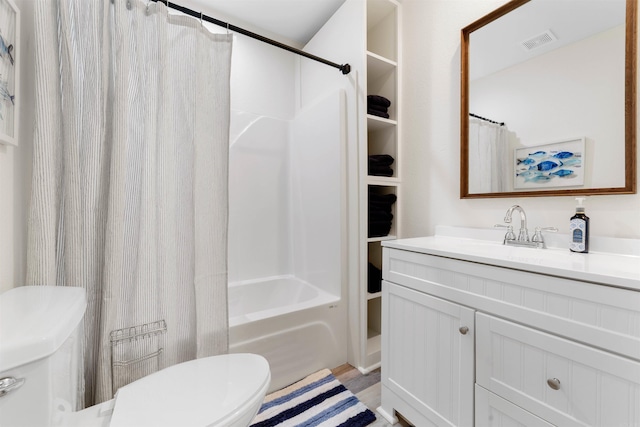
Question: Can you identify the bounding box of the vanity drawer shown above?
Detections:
[475,385,553,427]
[383,248,640,361]
[476,313,640,426]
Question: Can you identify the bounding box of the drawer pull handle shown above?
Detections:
[547,378,561,390]
[459,326,469,335]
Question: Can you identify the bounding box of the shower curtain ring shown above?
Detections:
[200,11,203,27]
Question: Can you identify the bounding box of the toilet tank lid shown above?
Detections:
[0,286,87,373]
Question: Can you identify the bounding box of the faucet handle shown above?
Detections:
[495,224,516,242]
[532,227,558,243]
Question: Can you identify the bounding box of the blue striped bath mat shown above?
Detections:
[249,368,376,427]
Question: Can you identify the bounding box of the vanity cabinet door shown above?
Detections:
[476,313,640,427]
[382,281,475,426]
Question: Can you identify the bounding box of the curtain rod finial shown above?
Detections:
[340,64,351,75]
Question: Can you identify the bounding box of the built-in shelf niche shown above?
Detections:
[367,298,381,336]
[367,296,382,363]
[367,0,397,61]
[367,241,383,299]
[367,121,398,179]
[360,0,400,374]
[368,185,398,240]
[367,54,397,120]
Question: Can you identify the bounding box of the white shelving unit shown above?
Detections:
[360,0,401,373]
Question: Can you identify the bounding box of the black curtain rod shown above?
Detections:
[469,113,505,126]
[148,0,351,75]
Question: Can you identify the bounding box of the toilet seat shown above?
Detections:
[109,353,270,427]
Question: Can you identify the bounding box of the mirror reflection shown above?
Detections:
[461,0,636,198]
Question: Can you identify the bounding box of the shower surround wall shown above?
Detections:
[226,39,345,296]
[221,26,348,389]
[228,114,292,282]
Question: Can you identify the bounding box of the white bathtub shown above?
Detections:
[228,276,346,392]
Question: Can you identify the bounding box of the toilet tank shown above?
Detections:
[0,286,87,427]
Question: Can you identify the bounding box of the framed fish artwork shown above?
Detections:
[514,137,585,189]
[0,0,18,146]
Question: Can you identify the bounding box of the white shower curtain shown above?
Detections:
[27,0,232,406]
[468,118,510,193]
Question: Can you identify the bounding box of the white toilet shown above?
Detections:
[0,286,270,427]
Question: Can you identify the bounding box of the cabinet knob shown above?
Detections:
[546,378,561,390]
[459,326,469,335]
[0,377,25,397]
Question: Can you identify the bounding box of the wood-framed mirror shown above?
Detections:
[461,0,637,198]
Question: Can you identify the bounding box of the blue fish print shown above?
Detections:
[552,151,574,159]
[561,158,582,167]
[550,169,574,177]
[0,34,13,66]
[516,170,538,179]
[517,157,536,165]
[532,160,559,171]
[528,150,547,157]
[525,174,551,183]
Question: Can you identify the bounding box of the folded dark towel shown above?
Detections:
[367,109,390,119]
[368,220,392,238]
[367,104,388,114]
[369,154,395,166]
[369,167,393,177]
[369,204,393,213]
[368,263,382,293]
[367,95,391,108]
[368,188,396,238]
[369,209,393,222]
[369,192,397,205]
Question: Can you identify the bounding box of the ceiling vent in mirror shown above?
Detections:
[520,29,557,51]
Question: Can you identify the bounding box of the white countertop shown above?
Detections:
[382,226,640,291]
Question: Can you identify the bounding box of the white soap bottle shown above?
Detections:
[569,197,589,253]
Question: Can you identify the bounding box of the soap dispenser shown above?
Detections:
[569,197,589,253]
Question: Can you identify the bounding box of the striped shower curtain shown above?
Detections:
[27,0,232,406]
[468,118,510,193]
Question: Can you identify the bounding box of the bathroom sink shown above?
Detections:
[382,225,640,291]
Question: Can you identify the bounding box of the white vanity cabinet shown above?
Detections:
[476,313,640,426]
[378,234,640,427]
[382,283,475,426]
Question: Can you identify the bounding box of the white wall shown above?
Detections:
[401,0,640,240]
[0,0,33,294]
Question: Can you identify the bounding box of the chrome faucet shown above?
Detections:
[504,205,529,242]
[496,205,558,248]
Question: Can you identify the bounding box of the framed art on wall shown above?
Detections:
[0,0,18,146]
[514,137,586,189]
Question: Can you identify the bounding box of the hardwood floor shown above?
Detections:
[331,364,413,427]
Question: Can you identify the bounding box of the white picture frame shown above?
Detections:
[0,0,19,146]
[514,137,586,189]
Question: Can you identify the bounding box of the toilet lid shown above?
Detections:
[109,353,270,427]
